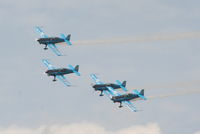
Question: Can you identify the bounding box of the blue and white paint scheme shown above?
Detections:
[90,74,146,112]
[110,89,147,112]
[90,74,127,96]
[35,26,72,56]
[42,59,80,87]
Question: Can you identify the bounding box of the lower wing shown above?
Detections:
[56,75,71,87]
[48,44,62,56]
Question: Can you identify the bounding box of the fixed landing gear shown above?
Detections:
[53,75,56,82]
[99,91,103,96]
[119,102,123,108]
[44,44,48,50]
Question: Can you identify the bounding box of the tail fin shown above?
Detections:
[66,34,71,41]
[122,81,126,87]
[140,89,144,96]
[68,64,80,76]
[133,89,147,100]
[60,33,72,46]
[75,65,79,72]
[116,80,128,92]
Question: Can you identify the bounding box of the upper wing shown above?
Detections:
[48,44,62,56]
[42,59,55,70]
[90,74,104,84]
[35,26,48,38]
[56,75,71,87]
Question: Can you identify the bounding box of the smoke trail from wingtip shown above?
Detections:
[148,89,200,100]
[73,32,200,45]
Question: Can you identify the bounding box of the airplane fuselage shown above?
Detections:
[45,68,73,76]
[93,83,121,91]
[37,37,65,45]
[111,93,140,103]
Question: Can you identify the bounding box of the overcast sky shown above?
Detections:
[0,0,200,134]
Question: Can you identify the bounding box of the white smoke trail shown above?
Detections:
[142,80,200,90]
[73,32,200,45]
[148,89,200,100]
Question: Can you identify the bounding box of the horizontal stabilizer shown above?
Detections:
[133,89,147,100]
[140,89,144,96]
[68,64,80,76]
[60,33,72,46]
[66,34,71,41]
[116,80,127,91]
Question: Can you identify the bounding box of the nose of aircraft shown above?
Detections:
[44,70,48,74]
[91,83,95,87]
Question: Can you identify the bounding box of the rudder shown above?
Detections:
[140,89,144,95]
[75,65,79,72]
[122,81,126,87]
[66,34,71,41]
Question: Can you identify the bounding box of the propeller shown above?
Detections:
[68,64,80,76]
[116,80,128,91]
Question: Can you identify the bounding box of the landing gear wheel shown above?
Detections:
[99,91,103,96]
[53,76,56,82]
[119,102,123,108]
[44,44,48,50]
